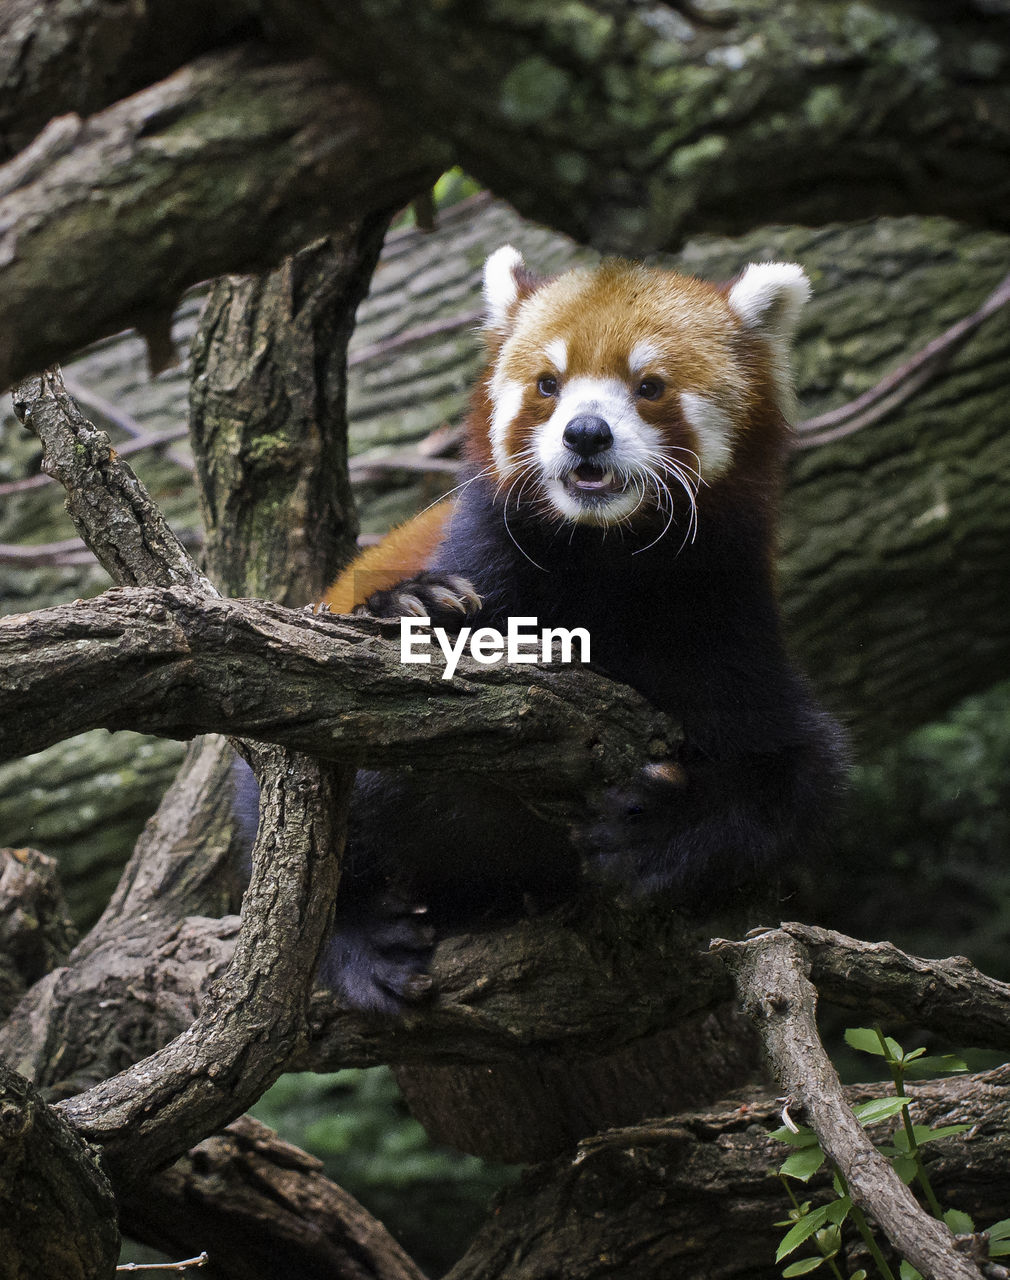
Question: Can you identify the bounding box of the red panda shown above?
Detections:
[246,248,846,1012]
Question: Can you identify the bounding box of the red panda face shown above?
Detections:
[480,247,809,534]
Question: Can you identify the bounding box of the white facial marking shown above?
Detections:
[679,393,734,478]
[482,245,525,331]
[489,375,524,474]
[535,376,666,524]
[628,340,661,374]
[544,338,568,374]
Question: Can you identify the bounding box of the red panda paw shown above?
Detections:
[318,893,437,1014]
[360,571,481,630]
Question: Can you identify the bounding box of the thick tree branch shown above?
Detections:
[54,747,349,1189]
[0,588,678,806]
[716,929,985,1280]
[117,1115,427,1280]
[785,923,1010,1053]
[258,0,1010,251]
[0,1062,120,1278]
[0,0,248,161]
[446,1068,1010,1280]
[0,847,76,1019]
[0,44,445,389]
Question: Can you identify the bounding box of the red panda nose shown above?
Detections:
[562,415,613,458]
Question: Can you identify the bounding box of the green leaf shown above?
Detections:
[851,1096,910,1125]
[915,1123,972,1145]
[985,1218,1010,1242]
[780,1146,826,1182]
[844,1027,886,1055]
[884,1035,905,1061]
[851,1271,868,1279]
[943,1208,975,1235]
[825,1196,852,1225]
[770,1124,820,1148]
[892,1154,917,1185]
[989,1241,1010,1258]
[782,1258,825,1276]
[776,1206,830,1261]
[903,1054,970,1079]
[899,1262,923,1280]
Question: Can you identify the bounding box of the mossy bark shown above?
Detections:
[0,1063,120,1280]
[255,0,1010,252]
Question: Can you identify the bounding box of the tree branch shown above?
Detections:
[785,923,1010,1053]
[715,928,985,1280]
[0,846,76,1018]
[0,0,247,161]
[0,588,678,805]
[0,1062,120,1277]
[117,1115,428,1280]
[257,0,1010,252]
[11,370,211,591]
[54,747,349,1189]
[445,1067,1010,1280]
[0,44,445,389]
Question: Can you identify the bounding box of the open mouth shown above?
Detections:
[562,462,627,500]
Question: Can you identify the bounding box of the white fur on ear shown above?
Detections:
[727,262,810,422]
[483,245,525,330]
[727,262,810,338]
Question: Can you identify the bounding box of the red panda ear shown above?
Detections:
[725,263,811,422]
[725,262,810,342]
[482,245,542,333]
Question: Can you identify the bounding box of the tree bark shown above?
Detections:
[0,0,249,161]
[444,1068,1010,1280]
[188,223,391,604]
[117,1116,428,1280]
[0,847,76,1019]
[0,45,444,390]
[0,1063,119,1280]
[0,586,679,804]
[257,0,1010,251]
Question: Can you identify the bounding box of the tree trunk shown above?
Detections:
[0,1063,119,1280]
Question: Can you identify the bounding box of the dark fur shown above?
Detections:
[232,466,846,1013]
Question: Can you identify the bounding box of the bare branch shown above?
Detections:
[118,1115,428,1280]
[55,747,350,1189]
[715,928,985,1280]
[11,369,210,591]
[0,45,445,389]
[784,923,1010,1052]
[0,589,678,807]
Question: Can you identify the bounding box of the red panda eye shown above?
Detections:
[637,378,664,400]
[537,375,558,397]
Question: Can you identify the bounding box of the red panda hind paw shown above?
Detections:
[363,571,481,630]
[319,895,437,1014]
